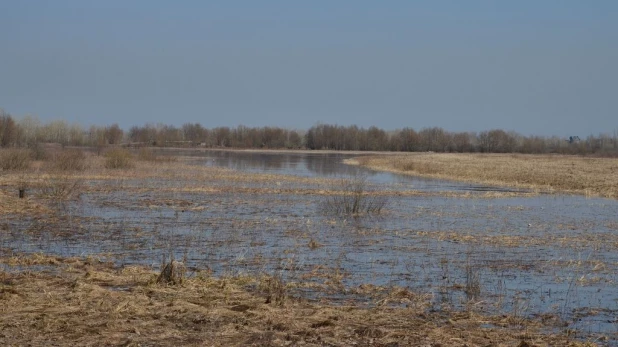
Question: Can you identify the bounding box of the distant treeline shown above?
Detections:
[1,109,617,155]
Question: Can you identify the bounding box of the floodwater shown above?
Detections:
[2,149,618,343]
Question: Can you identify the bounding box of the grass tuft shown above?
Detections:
[260,273,286,306]
[321,174,388,216]
[157,258,186,285]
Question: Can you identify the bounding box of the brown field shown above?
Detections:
[347,153,618,199]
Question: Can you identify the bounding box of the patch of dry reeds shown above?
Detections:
[321,174,388,216]
[39,174,83,201]
[259,273,286,305]
[0,148,31,171]
[157,258,186,285]
[0,255,601,346]
[49,149,89,171]
[104,148,134,169]
[348,153,618,199]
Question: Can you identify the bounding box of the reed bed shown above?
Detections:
[348,153,618,199]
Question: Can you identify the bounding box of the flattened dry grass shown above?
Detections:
[349,153,618,199]
[0,255,598,346]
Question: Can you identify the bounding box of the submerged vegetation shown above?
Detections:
[1,148,617,345]
[321,174,388,215]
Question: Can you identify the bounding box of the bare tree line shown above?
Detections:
[1,109,617,155]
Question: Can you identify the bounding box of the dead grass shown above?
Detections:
[48,149,89,172]
[0,255,599,346]
[349,153,618,199]
[320,174,389,216]
[104,148,134,169]
[0,148,32,171]
[157,258,186,285]
[0,151,612,345]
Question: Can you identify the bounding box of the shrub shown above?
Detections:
[104,148,133,169]
[0,149,32,171]
[40,175,83,200]
[51,149,88,171]
[321,174,388,216]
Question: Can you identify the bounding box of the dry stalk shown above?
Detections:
[157,258,186,285]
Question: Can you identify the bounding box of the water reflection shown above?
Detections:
[202,151,362,177]
[172,149,530,193]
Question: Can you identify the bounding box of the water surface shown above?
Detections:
[3,150,618,343]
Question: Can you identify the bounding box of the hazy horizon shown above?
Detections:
[1,1,617,137]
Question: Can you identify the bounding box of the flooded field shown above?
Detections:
[2,149,618,345]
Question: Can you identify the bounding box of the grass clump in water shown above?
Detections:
[321,174,388,216]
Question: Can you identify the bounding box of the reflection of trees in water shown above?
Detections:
[164,150,387,181]
[304,154,377,177]
[180,150,382,178]
[209,152,298,173]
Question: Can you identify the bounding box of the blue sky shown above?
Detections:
[1,1,616,136]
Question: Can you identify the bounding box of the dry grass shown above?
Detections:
[157,258,186,285]
[0,255,599,346]
[0,148,32,171]
[48,149,89,171]
[349,153,618,199]
[320,174,389,216]
[104,148,134,169]
[0,152,612,345]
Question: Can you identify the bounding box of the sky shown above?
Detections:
[1,1,617,136]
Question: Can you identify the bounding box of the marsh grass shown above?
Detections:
[259,273,286,305]
[348,153,618,199]
[321,174,388,216]
[39,174,83,201]
[49,149,89,171]
[465,258,481,301]
[157,257,186,285]
[0,255,592,346]
[0,148,31,171]
[104,148,134,169]
[1,151,615,345]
